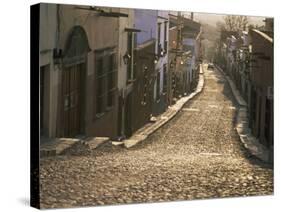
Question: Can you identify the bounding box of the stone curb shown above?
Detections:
[81,137,110,150]
[215,65,272,163]
[40,138,80,158]
[123,64,205,148]
[40,137,109,158]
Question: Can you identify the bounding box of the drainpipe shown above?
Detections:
[56,5,60,50]
[130,33,134,80]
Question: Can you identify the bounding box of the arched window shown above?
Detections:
[63,26,90,65]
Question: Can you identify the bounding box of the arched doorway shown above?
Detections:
[61,26,90,137]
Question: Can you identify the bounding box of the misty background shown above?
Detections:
[187,12,265,62]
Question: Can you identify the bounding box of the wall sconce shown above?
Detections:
[123,51,131,65]
[154,55,159,64]
[180,60,184,65]
[160,48,164,57]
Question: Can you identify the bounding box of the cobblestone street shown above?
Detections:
[40,65,273,209]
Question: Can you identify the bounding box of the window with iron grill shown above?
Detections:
[164,21,168,54]
[158,23,162,56]
[95,49,117,116]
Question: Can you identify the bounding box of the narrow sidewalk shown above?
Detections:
[215,65,273,163]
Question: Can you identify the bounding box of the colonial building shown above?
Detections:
[116,8,135,138]
[216,20,273,150]
[168,13,201,99]
[129,9,158,134]
[181,16,202,93]
[235,31,250,100]
[40,3,128,139]
[168,13,183,104]
[248,28,273,148]
[216,31,238,72]
[39,4,203,143]
[40,4,58,138]
[152,11,169,116]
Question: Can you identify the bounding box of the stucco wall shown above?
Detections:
[117,9,134,90]
[39,3,59,137]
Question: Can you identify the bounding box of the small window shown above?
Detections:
[107,54,116,108]
[158,23,162,56]
[95,49,117,116]
[96,57,105,114]
[96,58,103,76]
[127,32,134,82]
[158,23,161,44]
[164,21,168,53]
[163,65,167,93]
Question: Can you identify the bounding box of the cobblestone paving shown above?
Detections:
[40,66,273,209]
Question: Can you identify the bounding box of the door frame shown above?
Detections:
[61,62,86,137]
[58,25,90,137]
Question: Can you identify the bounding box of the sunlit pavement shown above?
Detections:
[40,65,273,209]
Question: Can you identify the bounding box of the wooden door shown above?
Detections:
[62,63,85,137]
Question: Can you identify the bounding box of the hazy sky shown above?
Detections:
[181,12,266,27]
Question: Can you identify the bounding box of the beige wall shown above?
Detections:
[57,5,119,52]
[40,3,59,138]
[40,4,57,53]
[56,5,120,138]
[117,8,134,90]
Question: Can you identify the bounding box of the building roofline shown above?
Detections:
[252,29,273,43]
[195,27,202,41]
[135,39,156,50]
[158,15,168,21]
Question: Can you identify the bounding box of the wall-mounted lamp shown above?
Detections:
[123,51,131,65]
[154,55,159,64]
[160,48,164,57]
